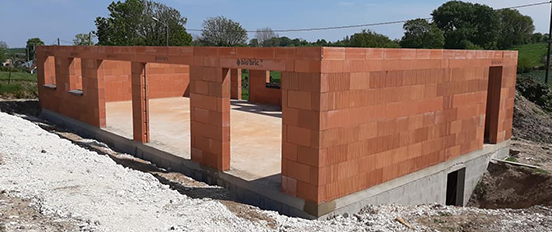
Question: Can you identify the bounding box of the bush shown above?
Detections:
[516,75,552,112]
[517,57,533,73]
[0,66,21,72]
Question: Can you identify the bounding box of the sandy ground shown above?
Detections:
[1,106,552,231]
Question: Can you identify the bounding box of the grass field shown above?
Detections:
[0,71,38,99]
[0,71,37,82]
[512,43,548,67]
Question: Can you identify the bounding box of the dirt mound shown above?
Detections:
[0,99,40,116]
[468,162,552,209]
[513,93,552,144]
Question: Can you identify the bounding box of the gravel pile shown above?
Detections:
[1,111,552,231]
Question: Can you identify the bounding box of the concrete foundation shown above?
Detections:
[41,108,508,219]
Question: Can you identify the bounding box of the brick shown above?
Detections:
[322,47,345,60]
[286,160,312,183]
[287,125,312,147]
[287,91,312,110]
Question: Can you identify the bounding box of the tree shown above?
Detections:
[249,38,260,47]
[73,33,95,46]
[95,0,192,46]
[496,9,535,49]
[262,37,281,47]
[531,33,545,43]
[400,19,445,49]
[199,16,247,46]
[254,27,278,47]
[0,41,7,62]
[26,38,44,61]
[432,1,499,49]
[349,29,400,48]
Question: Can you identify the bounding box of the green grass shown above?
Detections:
[270,71,281,84]
[518,70,552,87]
[0,71,37,82]
[241,71,249,100]
[534,168,551,175]
[506,156,518,162]
[512,43,548,67]
[0,81,37,99]
[0,71,38,98]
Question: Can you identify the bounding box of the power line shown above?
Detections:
[186,1,551,33]
[50,0,551,43]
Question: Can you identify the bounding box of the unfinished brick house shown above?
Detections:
[36,46,516,218]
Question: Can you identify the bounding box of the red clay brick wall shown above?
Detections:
[37,55,106,127]
[281,48,517,204]
[103,61,190,102]
[230,69,241,100]
[36,46,517,207]
[249,70,282,106]
[189,66,231,171]
[37,56,189,128]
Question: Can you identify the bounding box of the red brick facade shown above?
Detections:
[37,46,517,207]
[249,70,282,106]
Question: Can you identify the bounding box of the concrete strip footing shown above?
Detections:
[41,109,509,219]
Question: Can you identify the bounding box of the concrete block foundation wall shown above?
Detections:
[36,46,517,218]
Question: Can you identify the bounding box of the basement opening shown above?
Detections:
[446,168,466,206]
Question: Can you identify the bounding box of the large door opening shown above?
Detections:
[446,168,466,206]
[484,66,503,144]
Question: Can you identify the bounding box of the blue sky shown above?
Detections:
[0,0,550,47]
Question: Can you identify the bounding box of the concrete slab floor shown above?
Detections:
[105,97,282,181]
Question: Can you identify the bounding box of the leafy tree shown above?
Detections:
[199,16,247,46]
[95,0,192,46]
[0,41,7,62]
[26,38,44,61]
[249,38,260,47]
[262,37,282,47]
[255,27,278,47]
[349,29,400,48]
[73,33,95,45]
[400,19,444,49]
[531,33,545,43]
[432,1,499,49]
[497,9,534,49]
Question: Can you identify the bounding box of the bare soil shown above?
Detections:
[416,210,502,232]
[0,192,80,232]
[511,139,552,173]
[468,162,552,209]
[513,93,552,144]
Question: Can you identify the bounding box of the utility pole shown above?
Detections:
[152,17,169,46]
[546,1,552,84]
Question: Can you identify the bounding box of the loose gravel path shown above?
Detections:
[1,111,552,232]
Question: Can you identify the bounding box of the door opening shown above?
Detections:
[446,168,466,206]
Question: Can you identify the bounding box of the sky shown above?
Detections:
[0,0,550,48]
